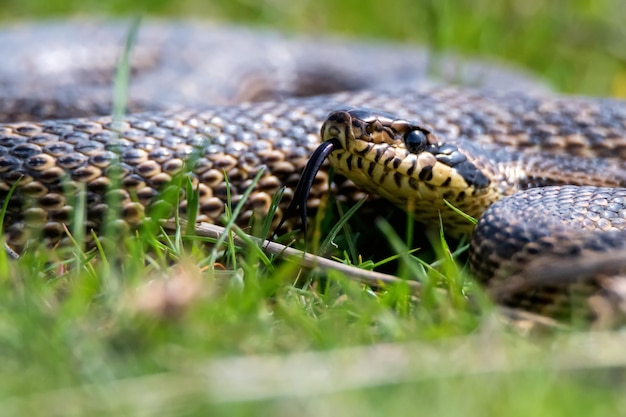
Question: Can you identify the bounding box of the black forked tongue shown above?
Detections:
[273,138,340,240]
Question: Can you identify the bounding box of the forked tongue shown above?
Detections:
[273,138,341,239]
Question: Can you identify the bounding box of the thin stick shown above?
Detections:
[165,220,422,292]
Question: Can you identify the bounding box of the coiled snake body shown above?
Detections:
[2,21,626,320]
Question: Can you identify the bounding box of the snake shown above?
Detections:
[2,21,626,322]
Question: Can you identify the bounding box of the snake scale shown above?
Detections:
[2,21,626,322]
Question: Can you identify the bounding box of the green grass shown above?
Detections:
[1,1,626,416]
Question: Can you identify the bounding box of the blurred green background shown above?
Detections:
[0,0,624,97]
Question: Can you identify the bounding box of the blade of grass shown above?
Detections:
[112,17,141,124]
[444,199,478,225]
[318,197,366,257]
[0,177,22,279]
[204,168,266,268]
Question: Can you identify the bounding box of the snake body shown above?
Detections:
[2,21,626,320]
[312,107,626,318]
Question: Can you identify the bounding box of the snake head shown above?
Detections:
[319,108,494,236]
[276,108,495,239]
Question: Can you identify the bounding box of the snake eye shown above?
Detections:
[404,130,428,154]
